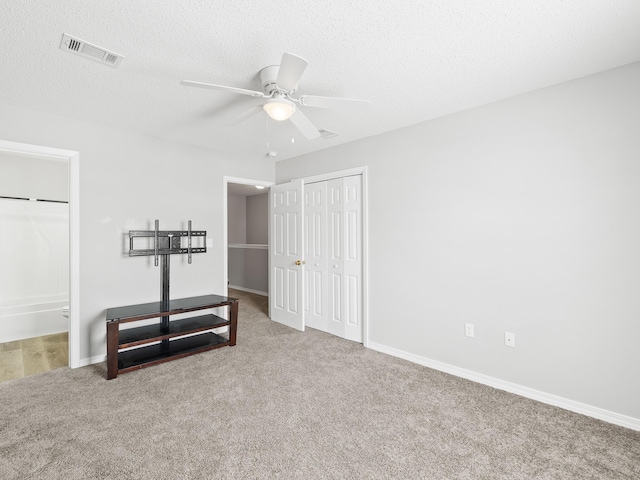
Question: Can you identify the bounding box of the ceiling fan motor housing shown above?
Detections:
[260,65,296,95]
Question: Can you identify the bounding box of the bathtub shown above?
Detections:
[0,297,69,343]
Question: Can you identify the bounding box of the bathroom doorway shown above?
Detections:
[0,150,68,379]
[0,140,80,371]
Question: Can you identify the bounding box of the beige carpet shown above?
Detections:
[1,289,638,479]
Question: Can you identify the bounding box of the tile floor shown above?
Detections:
[0,332,68,383]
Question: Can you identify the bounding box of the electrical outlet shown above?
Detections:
[505,332,515,347]
[465,323,474,337]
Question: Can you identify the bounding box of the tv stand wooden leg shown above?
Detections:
[106,322,119,379]
[229,300,238,346]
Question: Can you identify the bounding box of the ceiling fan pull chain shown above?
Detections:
[265,115,270,150]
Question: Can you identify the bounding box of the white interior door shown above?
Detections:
[269,179,305,331]
[341,175,363,342]
[327,178,345,338]
[304,181,328,331]
[270,174,363,342]
[317,175,363,342]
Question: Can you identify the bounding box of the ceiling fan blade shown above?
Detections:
[299,95,372,111]
[276,53,308,92]
[180,80,265,97]
[289,109,320,140]
[227,105,264,126]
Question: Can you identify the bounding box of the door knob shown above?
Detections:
[295,260,306,266]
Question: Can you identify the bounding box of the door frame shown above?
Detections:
[222,176,275,298]
[0,139,80,368]
[281,166,370,347]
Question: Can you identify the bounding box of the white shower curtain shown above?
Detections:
[0,198,69,308]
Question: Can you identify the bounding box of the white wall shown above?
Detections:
[227,194,247,244]
[0,103,274,363]
[228,247,268,294]
[246,193,268,244]
[276,62,640,422]
[0,152,68,201]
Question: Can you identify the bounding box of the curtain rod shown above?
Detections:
[0,195,68,204]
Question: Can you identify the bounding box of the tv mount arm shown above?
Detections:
[128,220,207,336]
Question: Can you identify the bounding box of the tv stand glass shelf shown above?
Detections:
[106,294,238,379]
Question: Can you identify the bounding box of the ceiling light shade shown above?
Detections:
[263,98,295,121]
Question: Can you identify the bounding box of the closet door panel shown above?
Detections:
[303,182,328,331]
[327,178,345,338]
[343,176,362,342]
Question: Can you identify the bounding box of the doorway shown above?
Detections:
[222,176,274,299]
[0,140,80,368]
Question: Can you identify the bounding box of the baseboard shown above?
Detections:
[79,354,106,368]
[367,341,640,432]
[228,285,268,296]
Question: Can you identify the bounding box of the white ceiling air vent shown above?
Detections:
[59,33,123,68]
[318,129,339,140]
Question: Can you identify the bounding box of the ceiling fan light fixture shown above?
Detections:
[263,98,295,121]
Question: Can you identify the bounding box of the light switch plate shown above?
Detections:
[465,323,474,337]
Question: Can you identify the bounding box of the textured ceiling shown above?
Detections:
[1,1,639,162]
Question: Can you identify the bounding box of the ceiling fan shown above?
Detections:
[180,53,371,140]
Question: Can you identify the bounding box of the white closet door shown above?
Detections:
[342,175,362,342]
[327,176,362,342]
[304,182,328,331]
[269,179,305,331]
[270,175,362,342]
[327,178,345,338]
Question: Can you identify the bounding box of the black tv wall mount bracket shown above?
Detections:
[128,219,206,265]
[128,220,207,336]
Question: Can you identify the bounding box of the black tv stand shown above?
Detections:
[106,294,238,379]
[105,220,238,379]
